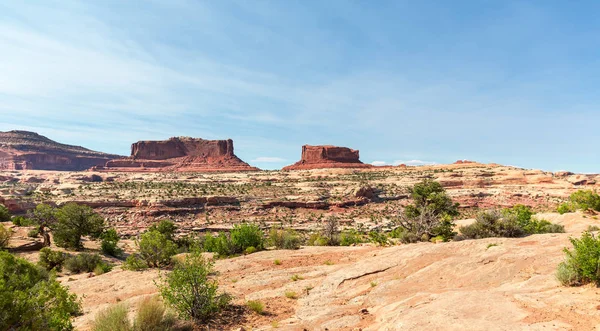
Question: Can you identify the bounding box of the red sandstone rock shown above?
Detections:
[0,131,121,171]
[454,160,476,164]
[103,137,259,173]
[282,145,372,170]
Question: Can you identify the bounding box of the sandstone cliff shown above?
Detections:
[103,137,259,172]
[0,131,121,171]
[283,145,372,170]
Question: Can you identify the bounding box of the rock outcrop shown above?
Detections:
[0,131,121,171]
[102,137,259,172]
[282,145,371,170]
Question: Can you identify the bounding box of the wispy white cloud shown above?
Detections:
[371,161,387,166]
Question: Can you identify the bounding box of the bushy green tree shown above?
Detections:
[138,230,178,268]
[0,251,81,330]
[396,180,459,242]
[558,190,600,214]
[230,223,264,253]
[31,203,57,246]
[157,251,231,323]
[53,203,105,250]
[38,247,68,272]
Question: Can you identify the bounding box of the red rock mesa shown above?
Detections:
[282,145,372,170]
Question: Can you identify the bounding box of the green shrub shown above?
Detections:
[306,233,329,246]
[502,205,533,228]
[203,233,234,257]
[340,229,363,246]
[0,204,10,222]
[558,232,600,286]
[246,300,265,315]
[38,247,68,272]
[157,251,231,323]
[149,220,177,241]
[396,180,459,242]
[460,210,523,239]
[65,253,110,274]
[0,251,81,330]
[92,303,130,331]
[0,223,10,249]
[230,223,264,253]
[11,215,35,226]
[269,228,302,249]
[569,190,600,211]
[53,203,105,250]
[101,228,123,257]
[557,203,575,215]
[368,231,389,246]
[523,218,565,234]
[123,254,149,271]
[138,230,178,268]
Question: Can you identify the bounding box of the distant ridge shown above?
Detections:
[0,130,122,171]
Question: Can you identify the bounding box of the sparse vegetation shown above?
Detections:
[38,247,68,272]
[284,290,298,299]
[557,232,600,286]
[204,223,264,257]
[269,227,302,250]
[290,274,303,282]
[460,207,564,239]
[157,251,231,323]
[246,300,265,315]
[0,250,81,330]
[92,297,178,331]
[274,259,282,265]
[558,190,600,214]
[137,230,178,268]
[65,253,111,274]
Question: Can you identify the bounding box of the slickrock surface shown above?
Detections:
[0,131,121,171]
[102,137,259,172]
[283,145,372,170]
[52,212,600,330]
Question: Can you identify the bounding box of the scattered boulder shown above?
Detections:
[354,185,377,200]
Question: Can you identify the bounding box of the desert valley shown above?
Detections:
[1,130,600,330]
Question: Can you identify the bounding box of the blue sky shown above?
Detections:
[1,1,599,172]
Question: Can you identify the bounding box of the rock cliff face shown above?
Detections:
[282,145,371,170]
[0,131,121,171]
[103,137,259,172]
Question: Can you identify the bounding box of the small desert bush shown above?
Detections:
[138,230,178,268]
[306,233,330,246]
[460,208,564,239]
[27,228,39,238]
[246,300,265,315]
[92,303,130,331]
[203,233,235,257]
[133,296,177,331]
[0,223,11,249]
[11,215,35,226]
[0,204,10,222]
[157,251,231,323]
[123,254,149,271]
[101,228,123,257]
[587,225,600,232]
[269,228,302,249]
[557,232,600,286]
[284,290,298,299]
[65,253,111,274]
[38,247,68,272]
[340,229,364,246]
[368,231,389,246]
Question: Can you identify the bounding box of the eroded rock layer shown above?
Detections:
[102,137,259,172]
[0,131,121,171]
[283,145,371,170]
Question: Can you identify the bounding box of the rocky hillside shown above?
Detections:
[0,131,121,171]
